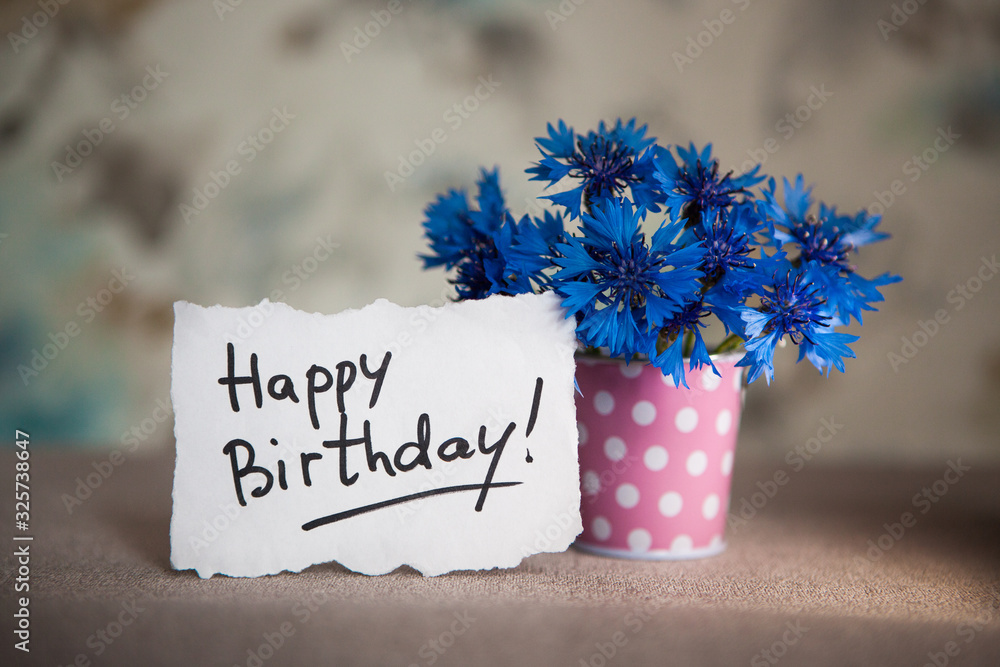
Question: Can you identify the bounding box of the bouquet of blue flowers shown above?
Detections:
[419,119,900,387]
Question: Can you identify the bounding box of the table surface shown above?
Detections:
[2,448,999,667]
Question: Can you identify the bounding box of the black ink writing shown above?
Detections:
[215,339,546,527]
[302,482,523,530]
[217,344,391,430]
[217,343,262,412]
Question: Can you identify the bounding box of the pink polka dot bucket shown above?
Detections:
[574,353,744,559]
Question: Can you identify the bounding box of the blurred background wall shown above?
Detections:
[1,0,998,466]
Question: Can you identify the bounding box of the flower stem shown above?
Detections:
[682,331,695,358]
[714,333,744,355]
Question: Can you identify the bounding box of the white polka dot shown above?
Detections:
[733,370,744,392]
[632,400,656,426]
[721,451,734,476]
[670,534,694,554]
[643,446,668,471]
[620,363,643,379]
[675,407,698,433]
[603,436,627,462]
[702,494,720,520]
[591,517,612,541]
[686,450,708,477]
[709,534,724,550]
[628,528,652,552]
[582,470,601,496]
[594,391,615,416]
[715,409,733,436]
[658,491,683,517]
[577,423,588,446]
[701,371,721,392]
[615,483,640,509]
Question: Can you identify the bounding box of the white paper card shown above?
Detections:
[170,292,581,577]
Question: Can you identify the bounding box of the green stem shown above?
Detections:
[714,333,744,355]
[681,331,695,358]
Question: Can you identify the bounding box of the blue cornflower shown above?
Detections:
[790,222,852,271]
[483,216,535,297]
[506,209,566,290]
[837,208,890,249]
[649,299,716,388]
[470,167,506,224]
[763,175,901,324]
[800,260,901,327]
[693,203,766,292]
[418,122,900,386]
[795,321,861,378]
[421,167,531,300]
[764,175,875,268]
[420,188,477,271]
[737,271,857,383]
[702,245,790,340]
[770,173,812,222]
[551,198,705,359]
[655,143,764,223]
[527,119,661,219]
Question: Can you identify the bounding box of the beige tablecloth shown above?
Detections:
[2,448,999,666]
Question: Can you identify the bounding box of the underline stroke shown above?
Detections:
[301,481,522,531]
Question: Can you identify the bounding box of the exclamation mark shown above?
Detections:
[525,377,543,463]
